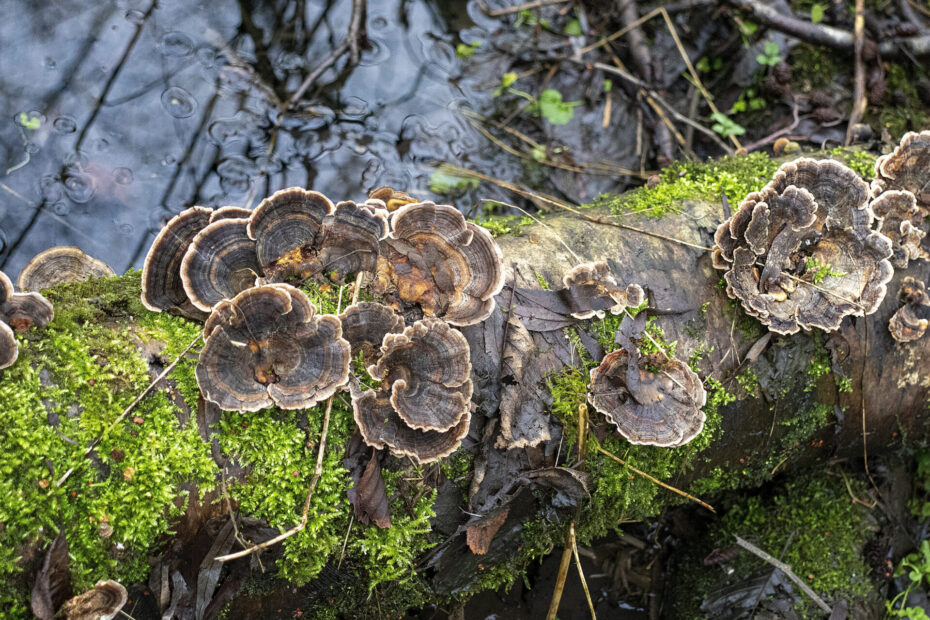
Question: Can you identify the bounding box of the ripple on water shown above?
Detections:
[53,116,77,134]
[51,201,70,216]
[359,38,391,66]
[160,31,194,57]
[113,167,133,185]
[161,86,197,118]
[62,166,96,204]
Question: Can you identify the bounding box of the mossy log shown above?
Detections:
[1,166,927,616]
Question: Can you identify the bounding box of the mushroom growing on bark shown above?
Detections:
[181,217,262,312]
[889,277,930,342]
[561,261,645,319]
[338,301,405,365]
[196,284,350,411]
[141,206,214,320]
[60,580,127,620]
[872,130,930,210]
[314,201,389,280]
[18,246,114,292]
[713,158,893,334]
[374,202,504,326]
[871,190,929,268]
[587,314,706,447]
[209,206,252,222]
[1,292,54,332]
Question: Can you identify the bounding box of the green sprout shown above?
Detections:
[756,41,782,67]
[710,112,746,138]
[803,257,844,284]
[17,112,40,131]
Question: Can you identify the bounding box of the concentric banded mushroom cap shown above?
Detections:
[0,321,18,370]
[872,190,929,268]
[314,201,389,279]
[18,246,115,292]
[873,130,930,209]
[587,347,706,447]
[0,271,12,305]
[349,379,471,463]
[247,188,334,280]
[196,284,351,411]
[338,301,404,364]
[1,292,54,332]
[181,218,262,312]
[209,206,252,223]
[561,262,645,319]
[889,277,930,343]
[713,158,893,334]
[367,318,472,432]
[375,202,504,326]
[141,206,213,319]
[60,579,127,620]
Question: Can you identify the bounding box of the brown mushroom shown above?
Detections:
[349,379,471,463]
[367,186,419,211]
[561,262,645,319]
[338,301,405,365]
[872,130,930,210]
[587,315,706,447]
[196,284,351,411]
[889,277,930,342]
[0,270,13,305]
[209,206,252,223]
[1,292,54,332]
[374,202,504,326]
[366,318,472,432]
[180,217,262,312]
[60,580,127,620]
[141,206,213,320]
[0,321,18,370]
[713,158,893,334]
[872,190,929,268]
[315,201,389,280]
[247,187,334,281]
[17,246,115,292]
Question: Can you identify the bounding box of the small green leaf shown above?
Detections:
[429,165,479,195]
[811,3,824,23]
[535,89,581,125]
[564,19,582,36]
[455,42,481,59]
[696,57,711,73]
[603,78,612,92]
[764,41,780,56]
[17,112,41,131]
[531,145,547,161]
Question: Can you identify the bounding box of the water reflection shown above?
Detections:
[0,0,632,277]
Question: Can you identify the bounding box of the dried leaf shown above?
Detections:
[195,519,236,620]
[30,530,71,620]
[497,315,552,449]
[349,452,392,529]
[466,508,509,555]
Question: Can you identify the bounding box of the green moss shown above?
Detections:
[788,44,841,92]
[473,214,534,237]
[593,153,781,218]
[871,63,930,139]
[826,147,877,179]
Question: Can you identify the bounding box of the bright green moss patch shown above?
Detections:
[826,147,877,179]
[473,214,534,237]
[592,153,781,218]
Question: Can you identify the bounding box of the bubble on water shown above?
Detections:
[371,16,388,29]
[62,167,96,204]
[124,9,145,24]
[162,154,177,166]
[160,31,194,57]
[161,86,197,118]
[51,201,70,216]
[44,57,57,70]
[53,116,77,134]
[217,156,254,194]
[38,175,62,202]
[195,44,218,68]
[113,167,133,185]
[118,222,134,235]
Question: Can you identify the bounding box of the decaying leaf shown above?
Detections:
[497,314,552,449]
[466,508,509,555]
[31,530,72,620]
[195,520,237,620]
[350,452,392,529]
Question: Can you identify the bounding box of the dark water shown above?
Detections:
[0,0,570,277]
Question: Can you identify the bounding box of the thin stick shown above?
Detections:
[289,40,350,106]
[485,0,569,16]
[595,444,715,512]
[55,333,202,487]
[846,0,867,145]
[570,522,597,619]
[337,515,355,569]
[545,546,574,620]
[734,535,832,614]
[481,199,581,262]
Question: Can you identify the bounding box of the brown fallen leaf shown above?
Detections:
[31,530,72,620]
[348,451,391,529]
[466,508,509,555]
[60,580,127,620]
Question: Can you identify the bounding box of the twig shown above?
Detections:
[545,546,574,620]
[55,333,202,487]
[337,515,355,569]
[846,0,867,145]
[733,535,832,614]
[348,0,366,65]
[289,40,350,106]
[485,0,569,16]
[595,444,716,512]
[480,199,581,262]
[570,522,597,620]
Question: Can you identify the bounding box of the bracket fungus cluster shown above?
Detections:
[140,188,505,465]
[587,314,706,447]
[0,269,54,370]
[17,246,114,292]
[889,277,930,342]
[351,318,472,463]
[562,261,645,319]
[713,158,893,334]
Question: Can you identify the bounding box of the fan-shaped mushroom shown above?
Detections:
[0,321,18,370]
[1,292,54,332]
[367,318,472,432]
[314,201,389,280]
[18,246,114,292]
[562,262,645,319]
[349,380,471,464]
[889,277,930,342]
[872,190,929,268]
[587,315,706,447]
[713,158,893,334]
[374,202,504,326]
[209,206,252,223]
[60,580,127,620]
[0,270,13,305]
[141,206,213,320]
[247,187,334,281]
[196,284,351,411]
[872,130,930,211]
[338,301,404,365]
[181,218,262,312]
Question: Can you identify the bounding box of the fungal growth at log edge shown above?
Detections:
[1,291,54,332]
[374,202,504,326]
[562,261,645,319]
[0,272,16,369]
[588,314,706,447]
[60,580,127,620]
[17,246,115,292]
[181,217,263,312]
[872,190,929,268]
[872,130,930,210]
[889,277,930,343]
[338,301,405,365]
[196,284,351,411]
[351,318,472,463]
[713,158,893,334]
